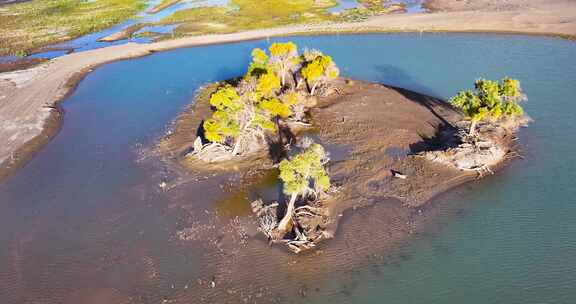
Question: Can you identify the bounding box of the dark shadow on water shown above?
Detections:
[215,169,283,219]
[216,66,243,84]
[373,64,440,97]
[373,64,458,126]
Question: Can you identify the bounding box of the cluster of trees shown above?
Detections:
[194,42,338,247]
[199,41,340,157]
[450,77,526,136]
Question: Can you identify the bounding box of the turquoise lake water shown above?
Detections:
[0,34,575,303]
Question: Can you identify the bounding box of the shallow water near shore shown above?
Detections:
[0,33,575,303]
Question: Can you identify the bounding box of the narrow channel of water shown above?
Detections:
[0,33,574,303]
[1,0,424,63]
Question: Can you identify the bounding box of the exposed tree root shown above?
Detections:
[422,129,505,173]
[251,195,331,254]
[421,116,530,175]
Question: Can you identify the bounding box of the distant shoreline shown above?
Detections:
[1,2,575,182]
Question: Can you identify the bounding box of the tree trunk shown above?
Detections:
[291,71,298,89]
[232,108,255,155]
[275,116,283,145]
[231,137,241,156]
[310,82,319,96]
[276,193,298,238]
[469,120,477,136]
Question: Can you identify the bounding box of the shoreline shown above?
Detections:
[1,3,575,183]
[0,66,92,182]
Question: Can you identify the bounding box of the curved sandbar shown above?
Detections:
[0,0,574,182]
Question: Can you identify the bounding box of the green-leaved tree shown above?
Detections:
[258,97,291,119]
[246,48,270,79]
[301,53,340,96]
[276,143,330,236]
[256,70,281,97]
[251,98,292,134]
[450,77,526,136]
[269,42,300,87]
[203,86,244,144]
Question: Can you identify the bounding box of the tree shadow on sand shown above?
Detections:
[409,122,461,154]
[372,64,461,153]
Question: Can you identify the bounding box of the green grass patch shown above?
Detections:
[0,0,146,56]
[158,0,408,38]
[160,0,339,36]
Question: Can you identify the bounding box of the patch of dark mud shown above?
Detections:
[0,57,46,73]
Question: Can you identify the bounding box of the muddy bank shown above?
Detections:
[0,57,46,73]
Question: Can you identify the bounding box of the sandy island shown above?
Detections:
[158,75,517,249]
[0,0,574,182]
[145,76,522,301]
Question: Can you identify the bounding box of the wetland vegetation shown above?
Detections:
[0,0,415,59]
[158,0,408,37]
[0,0,146,56]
